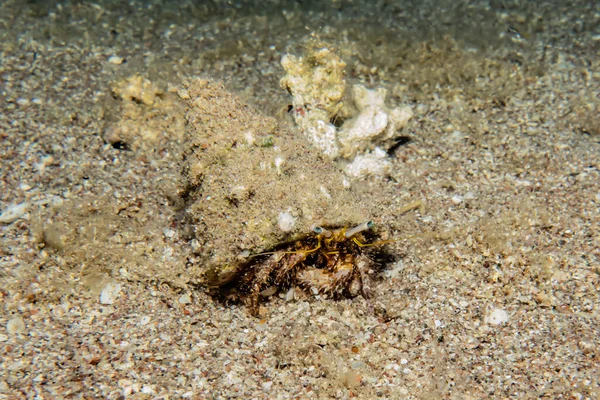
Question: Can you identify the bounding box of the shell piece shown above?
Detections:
[179,78,368,285]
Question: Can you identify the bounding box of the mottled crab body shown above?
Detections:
[215,221,388,316]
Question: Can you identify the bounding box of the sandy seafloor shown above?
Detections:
[1,0,600,398]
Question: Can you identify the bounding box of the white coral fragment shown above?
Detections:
[281,41,413,178]
[280,42,346,159]
[343,147,392,177]
[338,85,413,159]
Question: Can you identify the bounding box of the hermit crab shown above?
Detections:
[213,220,391,316]
[178,79,398,316]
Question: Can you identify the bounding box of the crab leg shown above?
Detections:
[246,255,279,316]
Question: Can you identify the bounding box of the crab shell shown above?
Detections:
[178,78,371,286]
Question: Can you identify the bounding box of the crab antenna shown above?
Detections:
[312,226,332,237]
[345,220,374,238]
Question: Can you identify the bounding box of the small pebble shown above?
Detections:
[178,293,192,304]
[108,55,124,65]
[100,282,122,305]
[0,202,29,224]
[485,308,509,325]
[7,316,26,335]
[255,319,267,332]
[284,287,296,302]
[277,212,296,232]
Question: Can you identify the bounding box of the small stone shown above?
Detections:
[178,293,192,304]
[284,287,296,302]
[108,55,125,65]
[485,308,509,325]
[451,195,463,205]
[262,381,273,390]
[578,340,594,354]
[163,228,176,239]
[7,316,26,335]
[255,319,267,332]
[0,202,29,223]
[277,212,296,232]
[100,282,122,305]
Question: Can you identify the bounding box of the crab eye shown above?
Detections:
[345,220,374,238]
[312,226,332,237]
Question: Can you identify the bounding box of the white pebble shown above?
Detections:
[386,363,400,371]
[255,320,267,332]
[163,228,176,239]
[277,212,296,232]
[108,55,124,65]
[485,308,509,325]
[319,185,332,199]
[178,293,192,304]
[284,287,296,302]
[0,202,29,223]
[100,282,122,305]
[274,156,285,174]
[244,131,255,145]
[451,195,463,204]
[6,317,26,335]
